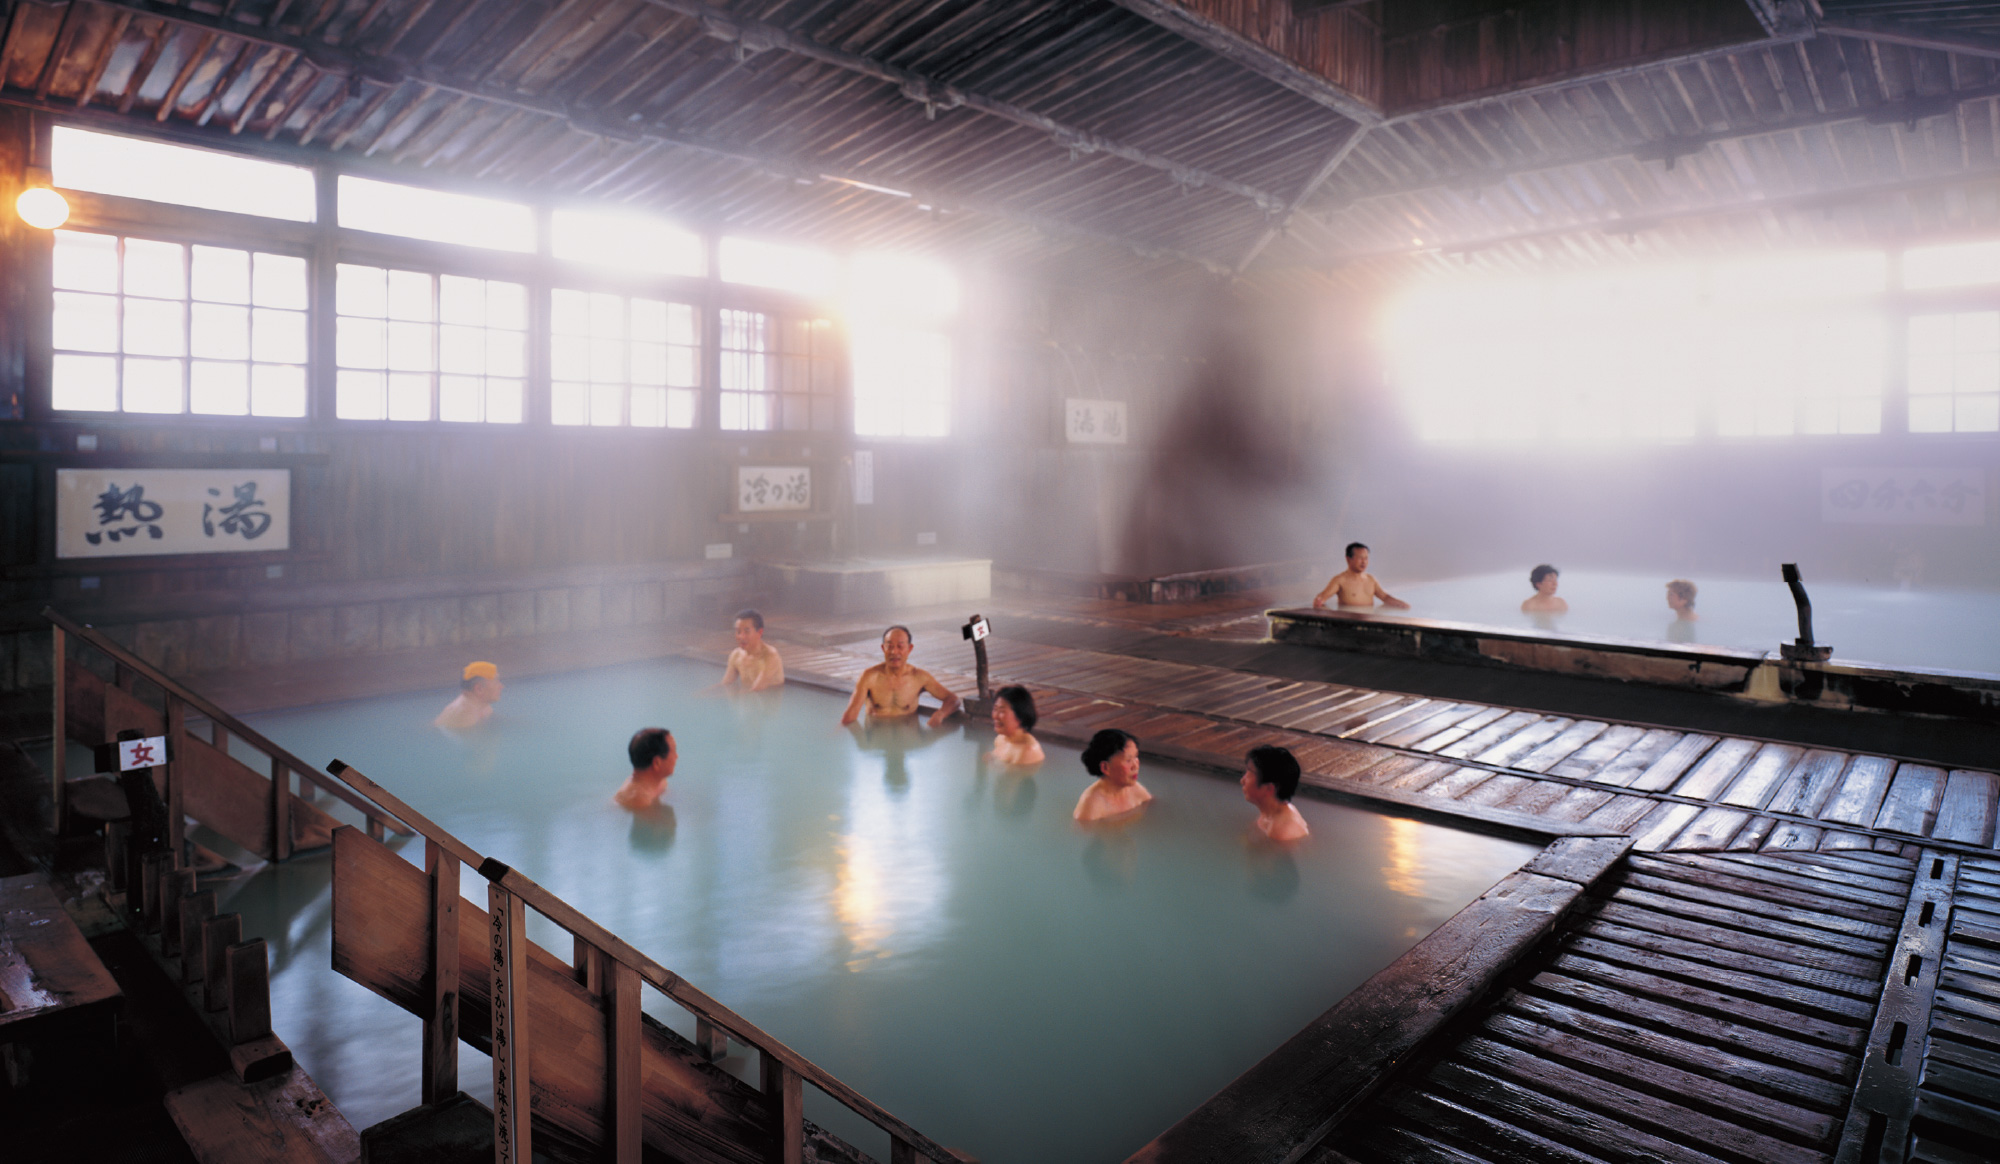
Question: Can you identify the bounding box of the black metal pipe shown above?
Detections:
[1781,562,1815,647]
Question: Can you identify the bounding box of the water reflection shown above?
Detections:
[1381,816,1426,899]
[1082,826,1138,888]
[994,774,1037,819]
[628,804,676,855]
[845,716,946,795]
[1246,847,1300,903]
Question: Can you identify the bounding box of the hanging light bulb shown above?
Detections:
[15,168,69,230]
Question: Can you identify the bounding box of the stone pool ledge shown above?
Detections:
[1267,606,2000,726]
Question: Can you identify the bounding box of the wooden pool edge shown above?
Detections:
[1124,834,1635,1164]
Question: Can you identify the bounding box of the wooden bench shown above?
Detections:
[0,873,123,1078]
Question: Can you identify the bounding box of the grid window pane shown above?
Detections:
[1907,312,2000,433]
[550,288,699,428]
[337,370,387,420]
[51,232,308,417]
[720,307,832,432]
[337,265,525,424]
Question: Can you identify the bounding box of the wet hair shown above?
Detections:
[1530,564,1559,587]
[1082,728,1138,776]
[1246,745,1302,802]
[628,727,672,770]
[994,685,1038,732]
[735,609,764,631]
[1667,578,1697,607]
[882,624,913,645]
[1344,542,1369,561]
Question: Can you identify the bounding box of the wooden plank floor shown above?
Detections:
[1916,853,2000,1163]
[1310,849,1916,1164]
[718,626,2000,859]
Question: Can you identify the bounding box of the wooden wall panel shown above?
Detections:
[330,827,777,1164]
[1176,0,1382,106]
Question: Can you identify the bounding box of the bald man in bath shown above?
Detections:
[840,625,961,728]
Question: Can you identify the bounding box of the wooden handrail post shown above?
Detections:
[608,960,642,1164]
[179,890,217,984]
[695,1016,727,1062]
[761,1052,803,1164]
[489,882,531,1164]
[422,839,460,1106]
[225,938,273,1044]
[270,757,293,862]
[890,1137,921,1164]
[51,626,67,835]
[203,913,242,1012]
[166,695,187,861]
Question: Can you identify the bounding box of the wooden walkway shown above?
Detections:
[718,630,2000,858]
[1918,853,2000,1163]
[1314,848,1917,1164]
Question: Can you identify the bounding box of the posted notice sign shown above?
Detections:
[57,468,291,558]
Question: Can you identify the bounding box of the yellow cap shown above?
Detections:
[463,661,498,681]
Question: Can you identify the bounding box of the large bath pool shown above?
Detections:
[220,658,1534,1163]
[1381,570,2000,675]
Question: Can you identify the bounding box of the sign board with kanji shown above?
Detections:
[94,735,170,772]
[1065,398,1128,445]
[57,469,291,558]
[735,466,811,512]
[1821,467,1985,526]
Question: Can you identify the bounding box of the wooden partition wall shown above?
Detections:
[46,608,406,858]
[324,761,963,1164]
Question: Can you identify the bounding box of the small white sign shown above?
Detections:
[1822,467,1985,525]
[853,449,874,506]
[1065,398,1128,444]
[57,468,290,559]
[736,466,811,512]
[119,735,168,771]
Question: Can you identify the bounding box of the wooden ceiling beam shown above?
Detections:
[1819,15,2000,62]
[1314,159,2000,267]
[633,0,1294,213]
[1105,0,1382,125]
[0,26,1227,273]
[1332,77,2000,212]
[1235,123,1368,273]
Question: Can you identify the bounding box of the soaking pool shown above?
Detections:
[1381,570,2000,675]
[217,657,1535,1163]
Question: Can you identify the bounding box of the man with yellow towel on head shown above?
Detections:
[435,661,504,730]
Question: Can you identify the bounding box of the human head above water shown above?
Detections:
[627,727,673,771]
[1530,564,1559,589]
[882,624,913,646]
[1245,745,1302,802]
[1344,542,1369,563]
[994,684,1038,732]
[461,660,500,696]
[735,609,764,631]
[1082,728,1138,776]
[1666,579,1697,609]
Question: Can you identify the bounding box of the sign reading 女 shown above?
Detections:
[57,468,292,559]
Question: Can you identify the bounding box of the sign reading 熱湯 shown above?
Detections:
[57,469,291,559]
[1065,398,1127,445]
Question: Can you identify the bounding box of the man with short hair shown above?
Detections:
[719,608,785,691]
[614,727,677,810]
[434,661,503,730]
[840,625,961,728]
[1312,542,1411,610]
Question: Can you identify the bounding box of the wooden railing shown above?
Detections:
[44,606,409,859]
[324,758,968,1164]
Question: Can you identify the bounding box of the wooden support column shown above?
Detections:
[140,851,172,932]
[890,1138,921,1164]
[608,960,642,1164]
[160,868,196,956]
[50,627,66,834]
[179,889,217,983]
[165,696,187,860]
[225,938,272,1043]
[761,1052,803,1164]
[203,913,241,1012]
[270,757,292,863]
[421,839,460,1106]
[488,882,531,1164]
[695,1016,727,1062]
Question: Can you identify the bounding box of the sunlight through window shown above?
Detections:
[52,127,316,222]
